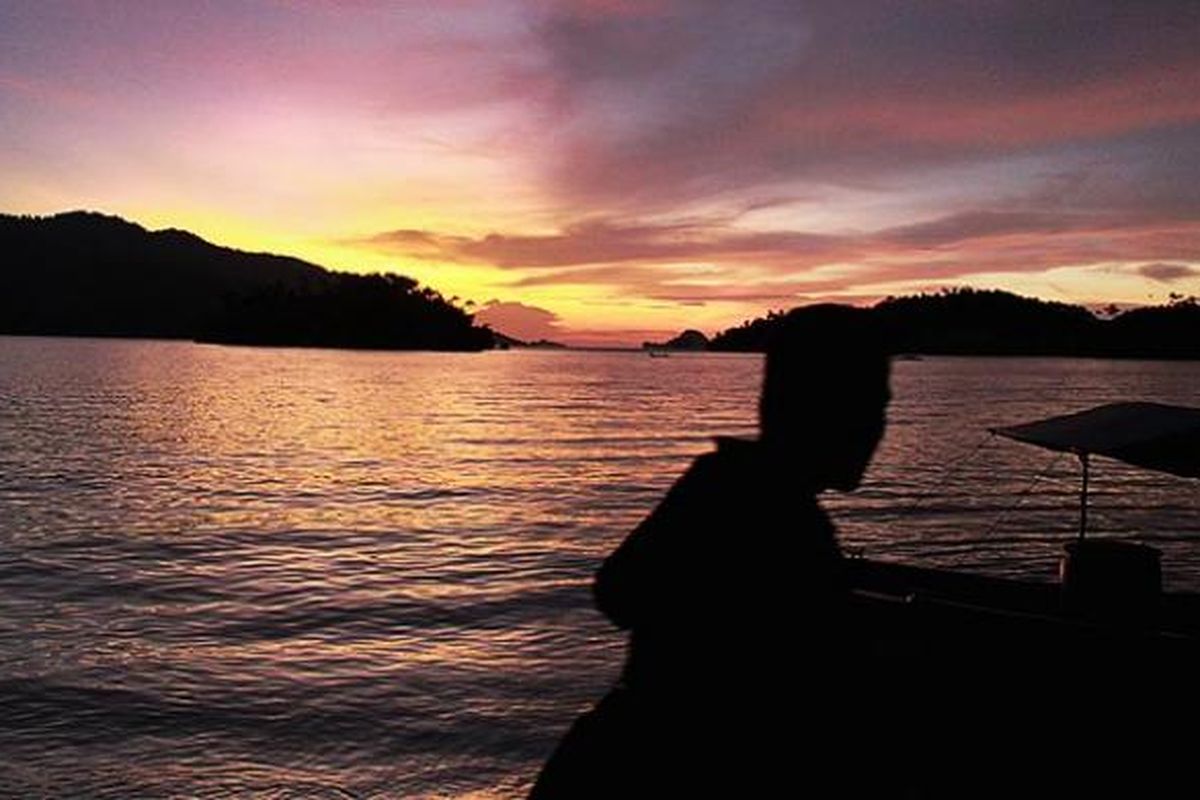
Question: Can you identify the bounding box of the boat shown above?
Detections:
[848,401,1200,638]
[836,403,1200,791]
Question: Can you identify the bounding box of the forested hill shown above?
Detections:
[709,288,1200,359]
[0,211,493,351]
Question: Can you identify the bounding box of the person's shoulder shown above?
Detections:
[713,435,758,457]
[712,436,768,466]
[662,437,767,500]
[686,437,761,479]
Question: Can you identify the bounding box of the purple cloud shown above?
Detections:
[1134,263,1200,283]
[531,0,1200,212]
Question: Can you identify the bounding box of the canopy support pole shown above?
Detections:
[1078,452,1090,541]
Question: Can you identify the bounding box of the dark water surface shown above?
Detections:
[1,337,1198,797]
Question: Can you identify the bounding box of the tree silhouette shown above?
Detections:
[709,288,1200,359]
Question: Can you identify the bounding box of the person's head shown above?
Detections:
[759,304,890,491]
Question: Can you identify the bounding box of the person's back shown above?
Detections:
[595,437,848,702]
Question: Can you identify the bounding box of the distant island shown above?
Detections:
[0,211,494,351]
[708,289,1200,360]
[642,329,709,351]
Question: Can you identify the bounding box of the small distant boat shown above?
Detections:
[648,350,671,358]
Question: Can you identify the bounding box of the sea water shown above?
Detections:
[1,337,1198,797]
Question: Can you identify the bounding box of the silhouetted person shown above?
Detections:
[531,305,893,797]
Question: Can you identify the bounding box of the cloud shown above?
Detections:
[362,217,850,268]
[508,263,671,287]
[363,228,473,256]
[1134,262,1200,283]
[879,211,1093,248]
[355,199,1200,312]
[364,204,1200,268]
[530,0,1200,212]
[473,299,566,341]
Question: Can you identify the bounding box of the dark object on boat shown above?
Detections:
[1060,539,1162,621]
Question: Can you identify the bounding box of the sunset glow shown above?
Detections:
[2,1,1198,345]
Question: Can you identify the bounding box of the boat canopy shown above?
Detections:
[991,402,1200,479]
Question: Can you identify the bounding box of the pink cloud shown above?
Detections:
[474,299,566,341]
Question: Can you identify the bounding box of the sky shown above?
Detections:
[2,1,1198,346]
